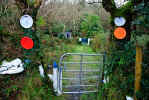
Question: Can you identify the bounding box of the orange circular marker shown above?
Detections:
[114,27,126,39]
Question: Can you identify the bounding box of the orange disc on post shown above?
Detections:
[114,27,126,39]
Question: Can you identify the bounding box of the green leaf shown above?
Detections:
[36,16,46,27]
[0,25,3,31]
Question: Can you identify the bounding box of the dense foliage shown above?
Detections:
[100,0,149,100]
[132,1,149,99]
[0,0,148,100]
[80,14,103,37]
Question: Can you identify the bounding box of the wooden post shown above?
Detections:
[134,45,142,100]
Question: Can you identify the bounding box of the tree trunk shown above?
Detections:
[101,1,135,99]
[15,0,42,64]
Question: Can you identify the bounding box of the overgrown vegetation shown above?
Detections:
[132,1,149,99]
[80,14,103,37]
[100,0,149,100]
[0,0,148,100]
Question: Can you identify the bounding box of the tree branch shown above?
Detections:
[102,0,116,13]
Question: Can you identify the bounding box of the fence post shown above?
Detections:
[100,52,106,100]
[134,45,142,100]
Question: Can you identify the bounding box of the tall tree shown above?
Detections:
[102,0,134,49]
[79,0,86,7]
[101,1,136,99]
[15,0,43,64]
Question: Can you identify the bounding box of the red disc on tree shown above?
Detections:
[20,36,34,49]
[114,27,126,39]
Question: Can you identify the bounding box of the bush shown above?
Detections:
[50,23,65,35]
[80,14,104,37]
[91,32,109,52]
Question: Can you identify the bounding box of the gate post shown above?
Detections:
[134,45,142,100]
[102,52,106,81]
[48,61,62,96]
[101,52,107,100]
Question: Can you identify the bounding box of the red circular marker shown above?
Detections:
[20,36,34,49]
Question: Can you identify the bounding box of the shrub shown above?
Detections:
[80,14,104,37]
[91,32,109,52]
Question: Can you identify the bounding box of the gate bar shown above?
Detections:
[64,70,100,72]
[62,76,99,80]
[63,91,97,94]
[60,53,103,56]
[64,85,97,88]
[62,62,102,64]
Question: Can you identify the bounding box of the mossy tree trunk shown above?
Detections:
[101,0,136,99]
[102,0,134,49]
[15,0,43,64]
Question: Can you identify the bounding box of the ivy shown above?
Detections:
[113,1,133,17]
[0,25,3,32]
[105,41,136,97]
[132,1,149,99]
[132,2,149,36]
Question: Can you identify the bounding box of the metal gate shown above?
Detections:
[58,53,104,94]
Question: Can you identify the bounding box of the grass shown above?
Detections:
[0,38,75,100]
[0,41,102,100]
[80,93,97,100]
[72,45,95,53]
